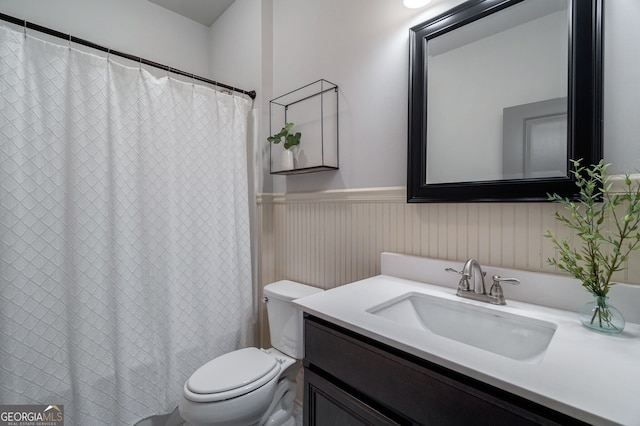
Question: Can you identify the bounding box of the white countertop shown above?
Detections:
[293,254,640,426]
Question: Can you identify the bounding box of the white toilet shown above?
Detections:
[179,280,323,426]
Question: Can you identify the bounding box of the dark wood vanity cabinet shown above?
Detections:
[303,315,587,426]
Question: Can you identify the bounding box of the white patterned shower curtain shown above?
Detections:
[0,25,253,425]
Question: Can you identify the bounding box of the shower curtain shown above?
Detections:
[0,25,253,425]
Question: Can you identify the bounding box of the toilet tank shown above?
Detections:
[263,280,323,359]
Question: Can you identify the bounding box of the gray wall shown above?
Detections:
[4,0,639,193]
[261,0,640,193]
[0,0,211,77]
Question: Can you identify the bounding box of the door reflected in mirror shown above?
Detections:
[502,97,567,180]
[426,0,568,184]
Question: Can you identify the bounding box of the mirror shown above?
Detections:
[408,0,603,202]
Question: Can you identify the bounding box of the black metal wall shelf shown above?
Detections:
[269,79,339,175]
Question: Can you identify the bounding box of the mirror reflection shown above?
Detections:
[425,0,569,184]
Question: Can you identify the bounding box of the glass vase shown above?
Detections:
[579,295,625,334]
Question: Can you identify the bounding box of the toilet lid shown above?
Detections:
[186,348,278,395]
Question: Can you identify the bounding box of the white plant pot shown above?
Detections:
[281,149,294,170]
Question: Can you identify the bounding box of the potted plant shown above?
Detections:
[268,122,301,171]
[545,159,640,334]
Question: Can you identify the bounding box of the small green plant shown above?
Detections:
[267,122,301,150]
[545,159,640,299]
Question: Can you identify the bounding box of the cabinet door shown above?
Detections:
[305,369,404,426]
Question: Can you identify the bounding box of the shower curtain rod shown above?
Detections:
[0,12,257,100]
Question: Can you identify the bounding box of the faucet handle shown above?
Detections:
[489,275,520,304]
[491,275,520,285]
[445,267,471,291]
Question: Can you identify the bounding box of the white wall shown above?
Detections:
[265,0,463,193]
[427,10,567,183]
[209,0,261,92]
[208,0,263,193]
[3,0,638,190]
[0,0,211,77]
[266,0,640,193]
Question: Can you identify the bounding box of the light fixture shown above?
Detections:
[403,0,431,8]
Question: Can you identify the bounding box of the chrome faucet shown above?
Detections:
[463,258,486,294]
[446,258,520,305]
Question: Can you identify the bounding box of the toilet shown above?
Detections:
[179,280,323,426]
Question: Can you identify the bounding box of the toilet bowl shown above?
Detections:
[179,280,323,426]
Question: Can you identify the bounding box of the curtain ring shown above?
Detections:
[167,66,171,79]
[139,57,142,71]
[107,48,110,62]
[68,34,71,50]
[192,73,195,88]
[23,20,27,39]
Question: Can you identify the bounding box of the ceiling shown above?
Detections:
[147,0,235,26]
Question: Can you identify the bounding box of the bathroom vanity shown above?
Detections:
[303,314,582,425]
[294,253,640,425]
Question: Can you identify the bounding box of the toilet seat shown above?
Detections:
[184,348,281,403]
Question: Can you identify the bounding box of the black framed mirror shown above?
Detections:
[408,0,602,202]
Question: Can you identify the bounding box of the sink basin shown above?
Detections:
[368,292,556,363]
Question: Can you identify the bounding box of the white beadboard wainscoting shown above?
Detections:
[256,185,640,345]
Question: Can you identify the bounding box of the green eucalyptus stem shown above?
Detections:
[590,297,619,330]
[590,305,600,326]
[545,159,640,298]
